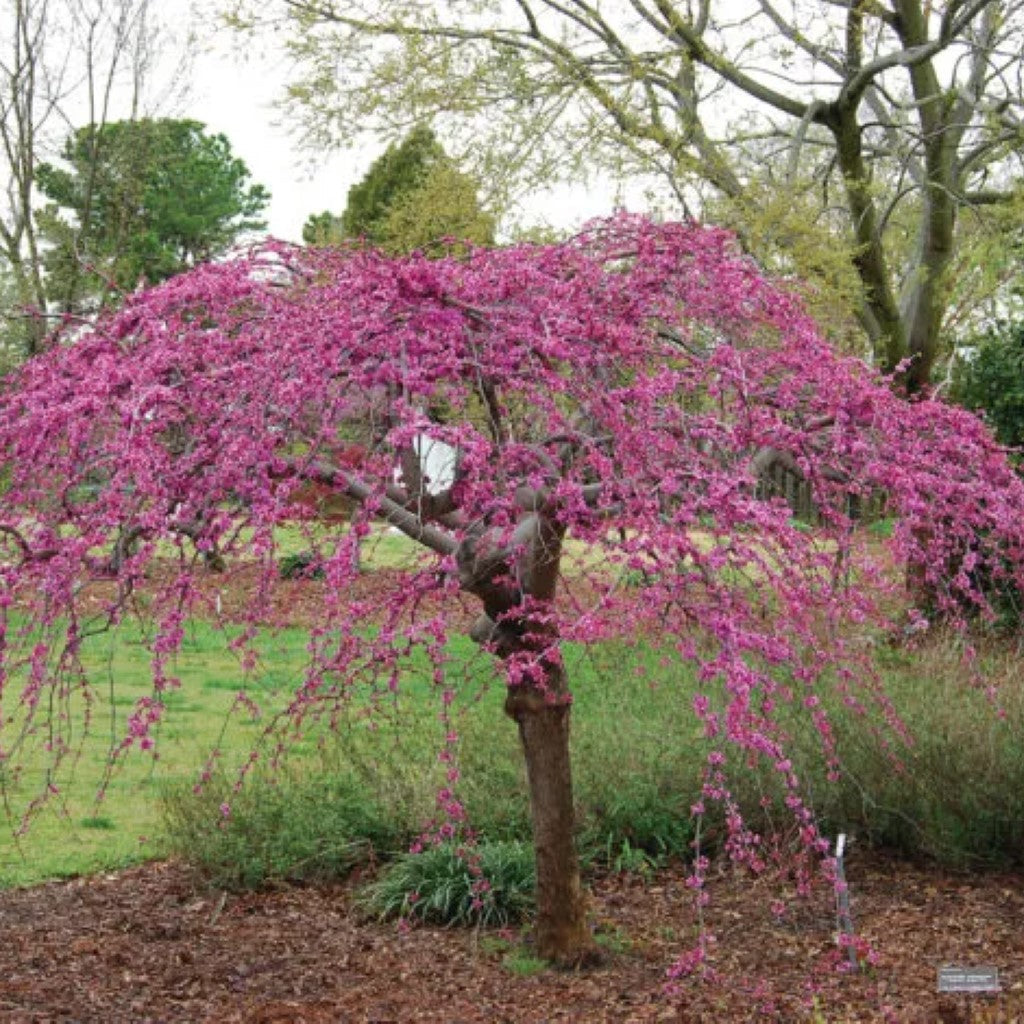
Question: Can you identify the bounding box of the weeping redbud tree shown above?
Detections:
[2,216,1023,964]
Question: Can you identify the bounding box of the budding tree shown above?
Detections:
[239,0,1024,390]
[1,216,1022,964]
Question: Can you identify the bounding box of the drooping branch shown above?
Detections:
[266,0,1024,392]
[0,523,57,563]
[5,214,1024,971]
[275,457,459,557]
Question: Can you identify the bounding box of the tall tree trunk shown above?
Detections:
[894,1,960,397]
[504,664,594,965]
[827,102,907,375]
[459,512,596,964]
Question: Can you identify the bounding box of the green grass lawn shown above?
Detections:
[0,605,692,887]
[0,522,480,886]
[0,616,316,885]
[254,521,431,569]
[3,520,1024,888]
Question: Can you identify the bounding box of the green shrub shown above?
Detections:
[500,948,548,976]
[161,769,407,890]
[359,840,535,927]
[278,550,326,580]
[160,634,1024,908]
[455,716,532,842]
[952,320,1024,450]
[577,777,695,868]
[865,516,895,539]
[820,680,1024,869]
[570,642,702,867]
[455,643,702,868]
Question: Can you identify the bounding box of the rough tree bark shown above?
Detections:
[506,668,591,964]
[459,510,597,965]
[325,454,597,965]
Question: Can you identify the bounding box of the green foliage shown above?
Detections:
[947,326,1024,629]
[593,839,658,878]
[36,119,269,309]
[570,644,698,868]
[161,769,406,890]
[359,840,535,927]
[866,517,896,540]
[593,923,634,954]
[301,210,343,246]
[475,935,549,975]
[304,125,494,254]
[9,596,1024,892]
[341,125,444,240]
[451,643,699,868]
[0,613,312,888]
[577,776,694,870]
[952,320,1024,450]
[499,948,549,977]
[731,641,1024,870]
[708,176,868,356]
[0,267,40,370]
[278,549,326,580]
[375,160,495,254]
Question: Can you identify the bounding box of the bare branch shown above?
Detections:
[277,457,458,557]
[0,523,58,562]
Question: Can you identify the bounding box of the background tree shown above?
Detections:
[339,124,443,243]
[0,267,36,371]
[36,118,269,311]
[302,125,494,253]
[301,209,343,246]
[0,0,190,354]
[242,0,1024,391]
[3,216,1022,965]
[952,319,1024,449]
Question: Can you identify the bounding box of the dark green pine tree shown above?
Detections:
[339,125,444,242]
[36,119,270,311]
[302,125,494,253]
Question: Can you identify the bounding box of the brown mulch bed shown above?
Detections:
[0,851,1021,1023]
[8,560,1022,1020]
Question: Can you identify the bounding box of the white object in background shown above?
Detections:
[413,434,457,496]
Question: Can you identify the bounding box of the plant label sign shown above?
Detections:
[937,967,1000,993]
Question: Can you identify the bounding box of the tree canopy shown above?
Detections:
[36,118,269,311]
[247,0,1024,391]
[1,215,1022,964]
[303,125,494,252]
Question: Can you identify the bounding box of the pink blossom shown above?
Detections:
[0,213,1019,960]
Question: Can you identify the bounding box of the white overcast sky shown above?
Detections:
[187,31,623,243]
[182,11,630,242]
[189,39,358,243]
[4,0,646,244]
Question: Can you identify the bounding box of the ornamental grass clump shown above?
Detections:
[359,840,535,927]
[161,768,408,890]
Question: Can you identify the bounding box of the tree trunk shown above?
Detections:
[459,514,596,964]
[826,102,907,375]
[505,673,596,966]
